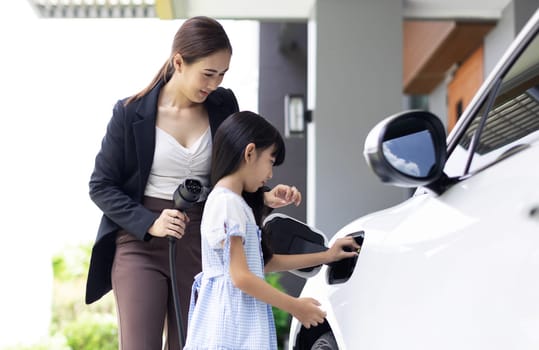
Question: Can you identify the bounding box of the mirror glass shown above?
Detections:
[382,129,435,177]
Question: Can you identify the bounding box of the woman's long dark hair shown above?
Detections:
[125,16,232,105]
[211,111,286,263]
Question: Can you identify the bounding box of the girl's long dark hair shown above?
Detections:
[125,16,232,105]
[211,111,286,262]
[211,111,285,187]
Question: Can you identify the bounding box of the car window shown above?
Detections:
[444,31,539,177]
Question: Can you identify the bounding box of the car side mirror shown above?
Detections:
[364,110,447,189]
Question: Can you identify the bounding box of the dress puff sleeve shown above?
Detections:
[202,190,249,250]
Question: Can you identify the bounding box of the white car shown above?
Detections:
[282,7,539,350]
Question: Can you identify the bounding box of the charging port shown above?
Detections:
[327,231,364,284]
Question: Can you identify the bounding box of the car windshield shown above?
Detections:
[444,30,539,177]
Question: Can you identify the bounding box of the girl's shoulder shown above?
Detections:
[202,187,253,247]
[206,187,247,211]
[204,187,257,225]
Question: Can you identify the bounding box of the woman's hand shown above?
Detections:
[264,184,302,208]
[148,209,190,239]
[325,236,361,263]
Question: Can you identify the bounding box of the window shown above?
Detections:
[444,33,539,177]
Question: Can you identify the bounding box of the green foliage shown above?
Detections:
[63,313,118,350]
[8,242,120,350]
[1,244,106,350]
[52,244,91,282]
[266,272,291,350]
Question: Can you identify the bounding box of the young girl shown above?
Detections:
[183,111,360,349]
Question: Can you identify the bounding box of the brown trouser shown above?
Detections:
[112,196,203,350]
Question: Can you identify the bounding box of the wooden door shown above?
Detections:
[447,45,484,132]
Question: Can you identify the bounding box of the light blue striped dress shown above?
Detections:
[184,187,277,350]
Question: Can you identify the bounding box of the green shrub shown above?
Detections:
[51,243,118,350]
[52,244,91,282]
[52,244,116,319]
[62,312,118,350]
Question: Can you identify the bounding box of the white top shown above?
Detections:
[144,126,212,200]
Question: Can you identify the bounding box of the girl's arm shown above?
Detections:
[264,236,360,273]
[229,236,326,329]
[263,184,302,208]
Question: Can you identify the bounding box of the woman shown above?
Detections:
[86,16,301,350]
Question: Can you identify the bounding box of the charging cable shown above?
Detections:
[169,178,203,348]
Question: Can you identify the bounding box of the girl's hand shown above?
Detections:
[264,184,302,208]
[325,236,361,263]
[291,297,327,329]
[148,209,190,239]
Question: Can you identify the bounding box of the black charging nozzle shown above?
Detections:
[173,178,203,211]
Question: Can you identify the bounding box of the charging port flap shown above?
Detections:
[263,213,329,278]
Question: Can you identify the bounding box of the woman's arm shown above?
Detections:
[264,236,360,273]
[89,100,159,240]
[229,236,326,329]
[89,101,130,211]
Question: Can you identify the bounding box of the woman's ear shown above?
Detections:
[243,143,257,163]
[173,53,183,72]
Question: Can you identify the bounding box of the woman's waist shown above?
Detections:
[143,196,205,215]
[144,175,211,202]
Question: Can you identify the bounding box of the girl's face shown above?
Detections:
[177,49,231,103]
[244,145,276,193]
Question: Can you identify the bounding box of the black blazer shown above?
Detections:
[85,80,239,304]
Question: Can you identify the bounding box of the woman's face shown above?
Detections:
[178,49,231,103]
